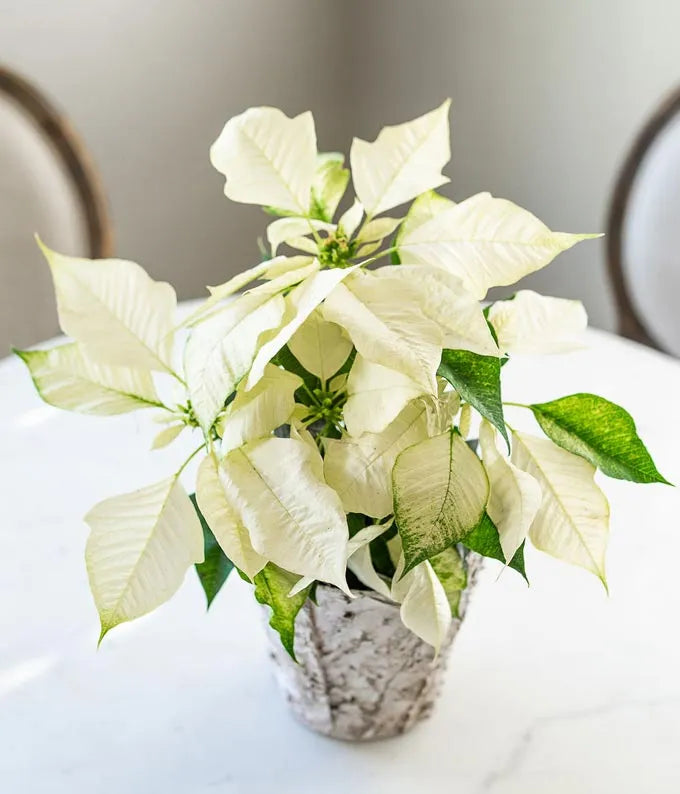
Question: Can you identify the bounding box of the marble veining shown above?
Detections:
[2,327,680,792]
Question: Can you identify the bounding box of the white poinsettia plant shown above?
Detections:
[17,101,668,658]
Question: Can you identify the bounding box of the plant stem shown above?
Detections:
[503,401,529,409]
[357,246,397,269]
[301,383,321,406]
[304,216,323,246]
[177,443,206,476]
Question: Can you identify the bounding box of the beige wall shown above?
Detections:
[2,0,679,332]
[0,0,351,300]
[352,0,680,330]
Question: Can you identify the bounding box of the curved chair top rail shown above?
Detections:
[606,85,680,352]
[0,65,112,259]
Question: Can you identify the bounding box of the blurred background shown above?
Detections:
[1,0,679,350]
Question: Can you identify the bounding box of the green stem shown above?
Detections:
[503,401,529,409]
[303,215,323,246]
[357,246,397,269]
[301,383,321,406]
[177,443,206,476]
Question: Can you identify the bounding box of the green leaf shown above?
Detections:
[438,349,509,450]
[190,494,234,608]
[310,154,349,221]
[347,512,371,538]
[393,429,489,574]
[462,513,528,582]
[370,523,398,579]
[530,393,669,484]
[253,563,311,660]
[429,546,467,617]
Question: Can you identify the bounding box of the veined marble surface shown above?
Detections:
[1,326,679,793]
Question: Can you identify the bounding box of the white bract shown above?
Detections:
[486,290,588,354]
[85,477,204,639]
[18,101,662,655]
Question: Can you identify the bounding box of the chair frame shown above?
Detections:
[607,85,680,351]
[0,65,112,259]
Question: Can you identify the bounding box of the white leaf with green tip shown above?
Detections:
[223,437,349,590]
[266,217,335,255]
[311,153,349,220]
[85,476,204,639]
[246,265,359,390]
[343,355,424,437]
[487,290,588,354]
[210,106,317,213]
[323,399,431,517]
[511,431,610,585]
[338,199,364,238]
[393,430,489,571]
[39,240,177,372]
[218,363,302,452]
[397,190,455,242]
[322,270,442,390]
[16,343,161,415]
[479,420,542,561]
[185,292,286,432]
[397,192,600,299]
[351,100,451,217]
[392,558,451,652]
[355,217,403,245]
[288,308,353,381]
[195,455,267,580]
[429,545,467,617]
[151,423,184,450]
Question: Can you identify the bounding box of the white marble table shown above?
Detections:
[1,327,680,793]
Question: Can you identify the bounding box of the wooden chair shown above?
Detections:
[0,66,112,352]
[607,86,680,356]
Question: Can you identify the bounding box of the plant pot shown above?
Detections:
[263,552,482,741]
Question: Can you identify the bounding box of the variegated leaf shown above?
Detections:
[16,343,161,415]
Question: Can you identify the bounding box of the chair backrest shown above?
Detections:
[607,86,680,356]
[0,67,112,353]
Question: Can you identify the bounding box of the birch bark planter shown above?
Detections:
[264,553,482,741]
